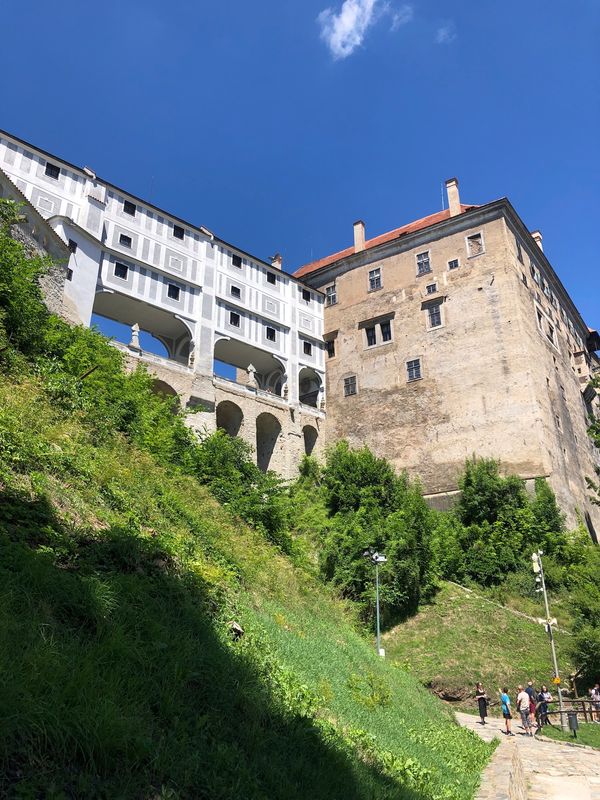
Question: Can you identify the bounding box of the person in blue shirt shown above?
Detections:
[499,687,514,736]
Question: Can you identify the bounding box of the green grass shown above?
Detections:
[0,375,492,799]
[382,582,573,714]
[542,723,600,749]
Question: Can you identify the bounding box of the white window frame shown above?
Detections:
[368,267,382,292]
[426,301,444,331]
[325,284,337,306]
[406,358,422,382]
[465,231,485,258]
[447,258,460,271]
[426,282,437,295]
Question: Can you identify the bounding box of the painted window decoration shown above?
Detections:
[467,232,484,257]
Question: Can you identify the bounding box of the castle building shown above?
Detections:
[0,129,326,475]
[294,179,600,537]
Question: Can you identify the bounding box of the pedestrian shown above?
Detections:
[537,685,552,726]
[499,687,514,736]
[590,683,600,723]
[475,682,488,725]
[517,685,534,736]
[525,680,537,727]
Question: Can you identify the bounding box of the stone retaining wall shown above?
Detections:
[476,740,527,800]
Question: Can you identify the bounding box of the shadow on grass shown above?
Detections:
[0,490,419,800]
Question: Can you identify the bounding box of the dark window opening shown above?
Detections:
[365,326,377,346]
[119,233,132,248]
[267,271,277,285]
[232,254,242,268]
[380,321,392,342]
[123,200,136,216]
[229,311,240,327]
[266,327,276,342]
[326,340,335,358]
[173,224,185,240]
[230,285,241,298]
[66,268,73,281]
[302,288,311,302]
[114,262,128,280]
[167,284,180,301]
[68,239,78,253]
[303,341,312,356]
[428,303,442,328]
[45,162,60,179]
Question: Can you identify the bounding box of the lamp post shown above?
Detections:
[532,550,566,730]
[363,548,387,657]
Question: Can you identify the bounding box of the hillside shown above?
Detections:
[383,581,573,711]
[0,373,492,800]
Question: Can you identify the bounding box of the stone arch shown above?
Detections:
[256,412,282,472]
[151,379,178,398]
[298,367,322,408]
[216,400,244,437]
[302,425,318,456]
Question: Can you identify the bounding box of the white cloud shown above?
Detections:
[390,4,413,31]
[317,0,379,60]
[435,22,457,44]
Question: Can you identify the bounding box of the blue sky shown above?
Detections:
[2,0,599,331]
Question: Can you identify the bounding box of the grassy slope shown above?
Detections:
[383,582,573,713]
[0,375,492,800]
[542,724,600,749]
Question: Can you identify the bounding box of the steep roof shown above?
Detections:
[293,204,477,279]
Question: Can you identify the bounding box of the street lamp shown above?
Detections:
[532,550,566,730]
[363,548,387,657]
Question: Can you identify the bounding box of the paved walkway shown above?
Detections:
[456,712,600,800]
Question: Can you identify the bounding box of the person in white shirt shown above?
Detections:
[516,685,534,736]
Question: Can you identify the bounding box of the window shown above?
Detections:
[167,284,180,301]
[426,283,437,295]
[416,251,431,275]
[266,326,276,342]
[448,258,459,270]
[406,359,421,381]
[326,339,335,358]
[114,262,128,280]
[380,321,392,342]
[536,309,544,330]
[365,326,377,346]
[66,268,73,281]
[230,285,241,299]
[68,239,78,253]
[173,224,185,240]
[303,341,312,356]
[45,162,60,180]
[368,267,382,291]
[302,288,311,302]
[229,311,240,327]
[522,273,528,286]
[515,237,523,263]
[232,254,242,268]
[119,233,132,248]
[123,200,136,216]
[531,262,540,284]
[547,324,555,345]
[326,284,337,306]
[467,232,484,257]
[344,375,357,397]
[427,303,442,329]
[266,271,277,285]
[37,196,55,213]
[542,278,551,298]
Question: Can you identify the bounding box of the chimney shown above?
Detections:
[445,177,461,217]
[531,230,543,252]
[353,220,366,252]
[270,252,283,270]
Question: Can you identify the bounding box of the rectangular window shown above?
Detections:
[343,375,357,396]
[229,311,240,327]
[68,239,78,253]
[45,162,60,180]
[123,200,136,216]
[368,267,382,291]
[119,233,132,248]
[232,254,242,268]
[303,341,312,356]
[547,324,555,344]
[326,284,337,306]
[267,271,277,285]
[230,285,241,299]
[326,339,335,358]
[266,326,276,342]
[537,309,544,331]
[515,237,523,263]
[448,258,459,270]
[467,232,484,257]
[426,283,437,295]
[380,321,392,342]
[522,273,528,286]
[114,262,128,280]
[173,224,185,240]
[406,359,421,381]
[365,326,377,346]
[167,284,180,301]
[416,251,431,275]
[302,288,311,302]
[66,268,73,281]
[542,279,551,298]
[427,303,442,329]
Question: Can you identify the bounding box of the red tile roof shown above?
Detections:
[293,204,477,278]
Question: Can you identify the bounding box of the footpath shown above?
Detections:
[456,712,600,800]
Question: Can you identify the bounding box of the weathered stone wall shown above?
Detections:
[319,214,600,532]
